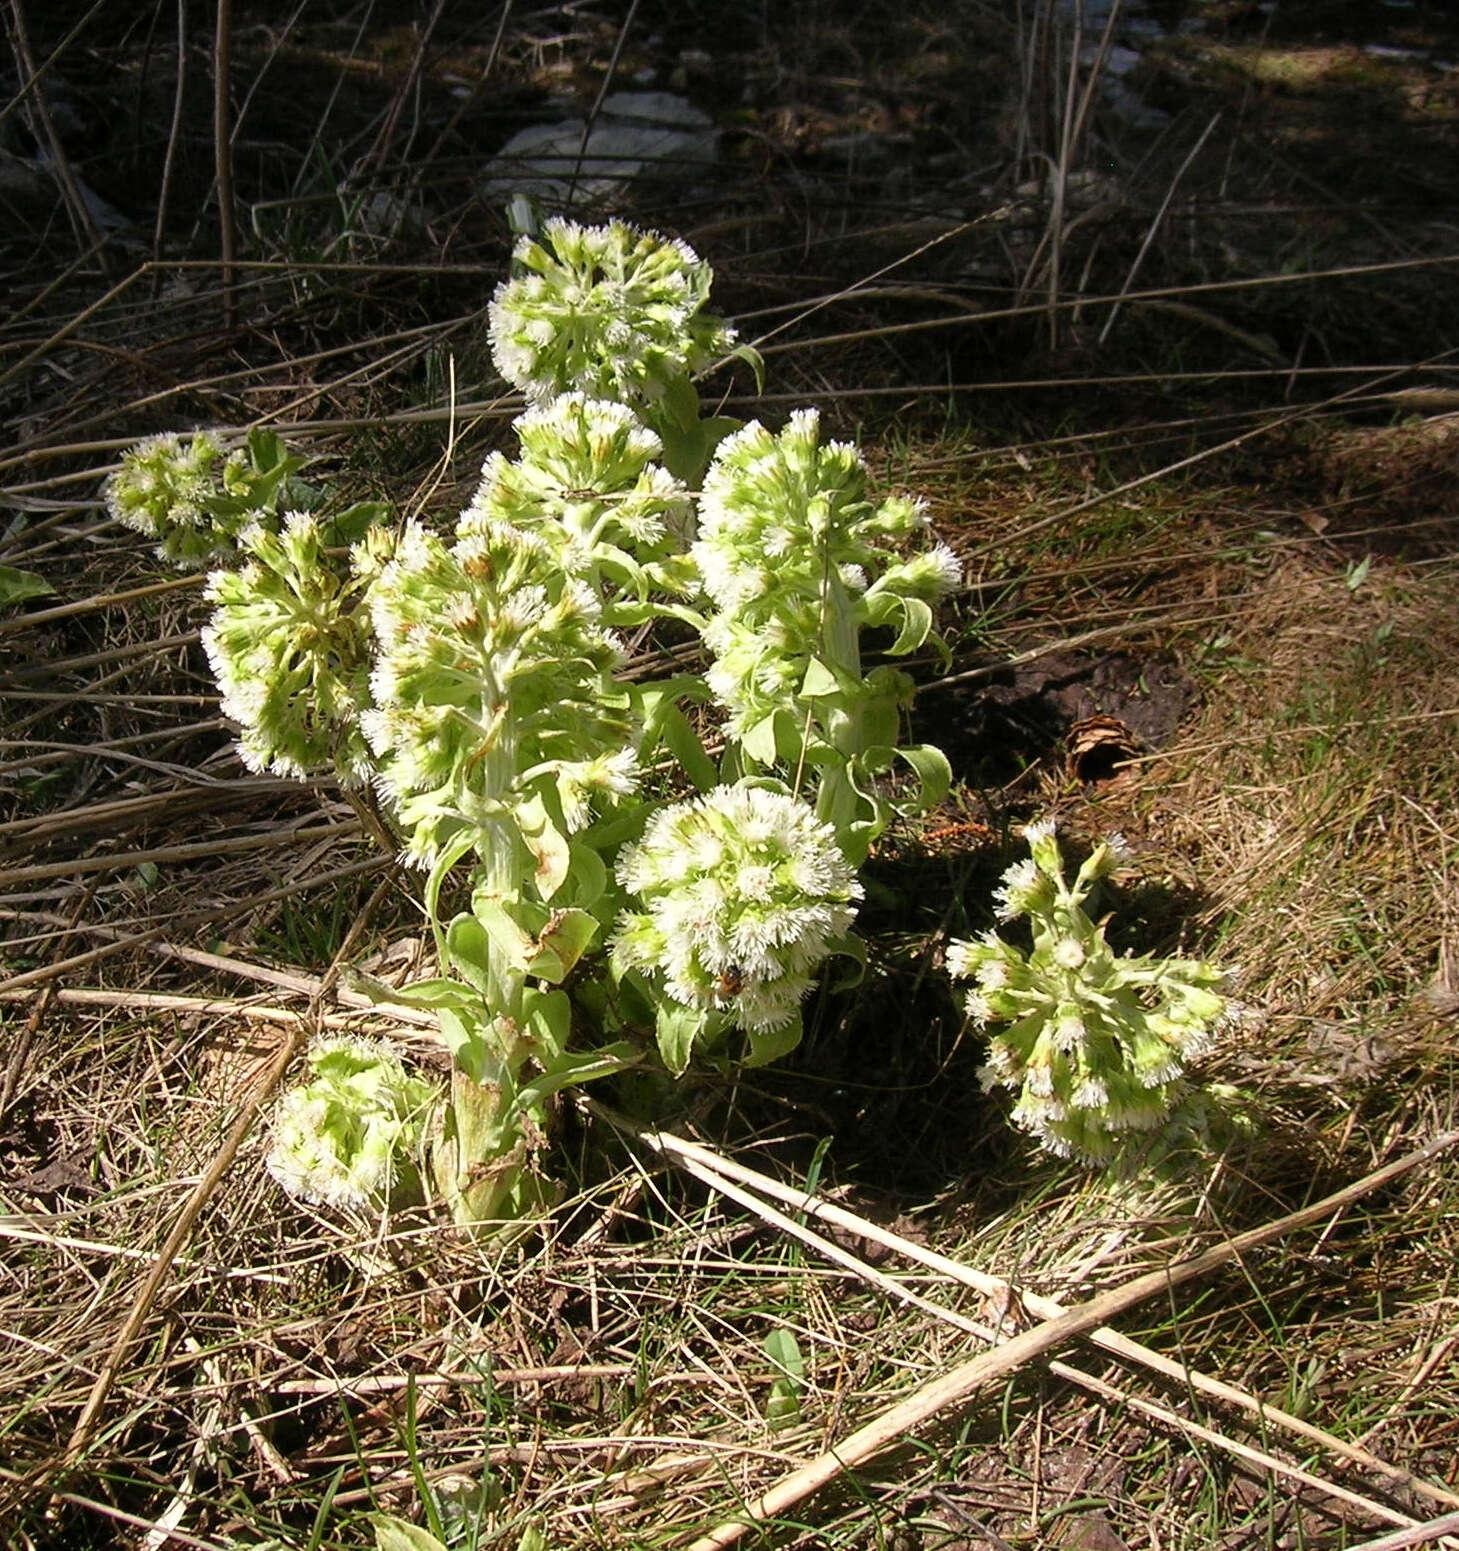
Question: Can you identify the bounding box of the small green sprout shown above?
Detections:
[948,821,1233,1163]
[266,1037,439,1211]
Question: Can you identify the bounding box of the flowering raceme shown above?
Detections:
[463,393,695,606]
[948,821,1232,1163]
[202,512,377,783]
[105,430,249,567]
[693,408,960,739]
[265,1037,438,1210]
[488,218,736,408]
[362,518,639,871]
[612,783,862,1065]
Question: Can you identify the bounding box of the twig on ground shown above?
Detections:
[679,1129,1459,1551]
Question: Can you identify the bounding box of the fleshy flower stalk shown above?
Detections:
[947,821,1232,1163]
[613,782,863,1071]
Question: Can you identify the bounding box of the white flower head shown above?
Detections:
[488,219,736,408]
[613,782,862,1044]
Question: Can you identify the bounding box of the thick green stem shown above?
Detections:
[812,567,866,840]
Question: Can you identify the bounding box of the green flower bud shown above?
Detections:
[266,1037,439,1210]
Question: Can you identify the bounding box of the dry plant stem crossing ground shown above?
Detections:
[627,1121,1459,1518]
[620,1125,1429,1531]
[673,1130,1459,1551]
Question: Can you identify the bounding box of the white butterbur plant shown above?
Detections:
[693,409,958,858]
[265,1037,438,1211]
[117,213,1026,1238]
[105,428,305,568]
[489,216,737,412]
[202,512,380,784]
[948,821,1233,1164]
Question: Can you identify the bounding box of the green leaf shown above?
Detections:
[524,907,599,982]
[517,793,570,900]
[655,999,709,1076]
[655,704,719,792]
[894,742,952,812]
[764,1326,805,1382]
[888,596,933,655]
[0,565,53,610]
[323,501,393,547]
[343,968,479,1013]
[742,1011,803,1068]
[660,372,701,433]
[370,1514,450,1551]
[472,895,538,974]
[518,1040,638,1107]
[445,913,493,996]
[560,840,607,910]
[437,1004,490,1081]
[729,341,766,394]
[798,657,843,700]
[522,985,572,1056]
[763,1327,805,1431]
[823,932,867,992]
[740,711,781,767]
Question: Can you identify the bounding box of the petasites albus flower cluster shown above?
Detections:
[612,783,862,1070]
[105,431,249,567]
[105,428,303,568]
[488,217,736,409]
[202,512,377,784]
[463,392,696,612]
[362,516,638,872]
[692,409,958,851]
[947,821,1232,1163]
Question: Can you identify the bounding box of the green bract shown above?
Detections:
[202,512,377,783]
[488,218,736,408]
[362,518,639,872]
[265,1037,439,1210]
[948,821,1232,1163]
[613,782,862,1069]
